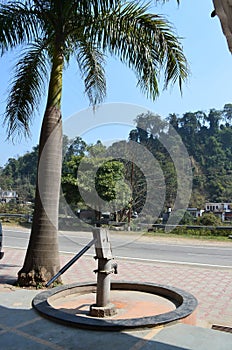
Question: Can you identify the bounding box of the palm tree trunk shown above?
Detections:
[18,49,64,287]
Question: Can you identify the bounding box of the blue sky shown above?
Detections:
[1,0,232,166]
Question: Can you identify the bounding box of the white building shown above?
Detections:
[0,189,18,203]
[205,202,231,213]
[187,208,204,218]
[205,202,232,222]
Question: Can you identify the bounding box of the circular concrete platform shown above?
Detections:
[32,281,198,331]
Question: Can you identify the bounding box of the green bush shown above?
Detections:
[196,212,222,226]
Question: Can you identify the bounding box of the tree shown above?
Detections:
[136,112,168,138]
[62,140,132,225]
[167,113,179,131]
[106,137,166,224]
[0,0,188,287]
[77,157,130,220]
[222,103,232,126]
[206,109,222,134]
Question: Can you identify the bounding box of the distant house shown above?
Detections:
[0,189,18,203]
[205,202,232,222]
[187,208,204,218]
[205,202,231,212]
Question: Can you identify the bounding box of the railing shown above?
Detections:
[0,213,29,218]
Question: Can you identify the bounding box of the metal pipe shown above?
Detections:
[46,238,96,287]
[96,259,112,307]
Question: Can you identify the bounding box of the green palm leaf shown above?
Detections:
[4,40,49,138]
[0,1,39,54]
[76,40,106,106]
[89,1,187,99]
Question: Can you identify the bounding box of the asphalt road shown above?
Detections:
[2,226,232,268]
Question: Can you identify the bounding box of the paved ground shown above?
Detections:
[1,245,232,349]
[2,245,232,327]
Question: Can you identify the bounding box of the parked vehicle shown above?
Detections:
[0,222,4,259]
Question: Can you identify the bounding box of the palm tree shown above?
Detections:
[211,1,232,53]
[0,0,188,287]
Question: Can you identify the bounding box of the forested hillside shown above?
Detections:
[0,104,231,216]
[126,104,232,209]
[170,104,232,206]
[0,146,38,202]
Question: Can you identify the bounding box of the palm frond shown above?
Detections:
[161,30,188,93]
[0,1,39,55]
[78,0,122,16]
[4,40,49,139]
[90,1,188,100]
[76,40,106,106]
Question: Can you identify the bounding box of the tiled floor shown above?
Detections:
[1,247,232,328]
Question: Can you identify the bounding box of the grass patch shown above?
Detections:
[144,227,232,242]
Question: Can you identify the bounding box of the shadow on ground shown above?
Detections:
[0,304,186,350]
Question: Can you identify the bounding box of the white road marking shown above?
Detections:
[59,250,232,269]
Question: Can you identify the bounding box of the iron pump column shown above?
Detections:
[90,227,117,317]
